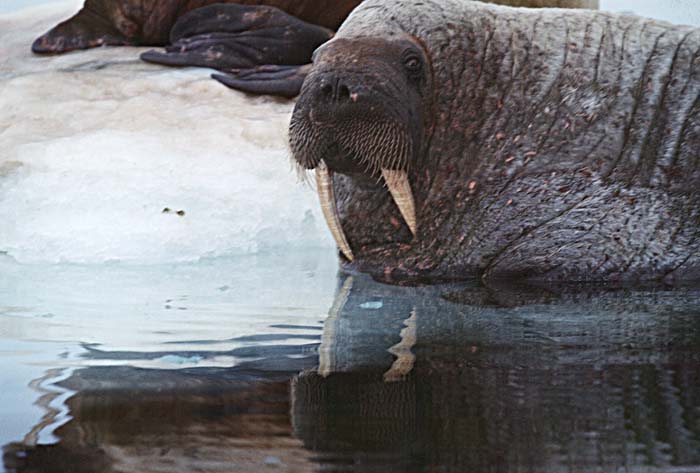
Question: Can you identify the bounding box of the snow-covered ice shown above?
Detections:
[600,0,700,27]
[0,1,333,264]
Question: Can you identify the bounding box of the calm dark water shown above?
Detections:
[4,272,700,473]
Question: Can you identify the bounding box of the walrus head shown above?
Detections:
[289,33,433,261]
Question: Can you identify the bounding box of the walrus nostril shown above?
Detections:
[318,76,356,102]
[320,82,333,97]
[338,84,351,101]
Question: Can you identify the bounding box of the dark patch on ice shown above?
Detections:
[0,160,23,178]
[60,59,142,72]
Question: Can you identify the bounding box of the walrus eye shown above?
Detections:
[403,55,422,77]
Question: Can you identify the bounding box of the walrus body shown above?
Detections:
[290,0,700,283]
[33,0,597,96]
[31,0,362,96]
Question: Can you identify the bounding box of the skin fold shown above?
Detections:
[31,0,597,97]
[289,0,700,284]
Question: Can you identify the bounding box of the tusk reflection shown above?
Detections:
[318,276,354,377]
[383,308,417,382]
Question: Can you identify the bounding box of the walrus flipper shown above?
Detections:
[32,6,131,54]
[140,4,332,73]
[212,64,311,98]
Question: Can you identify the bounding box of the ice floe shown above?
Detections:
[0,1,333,264]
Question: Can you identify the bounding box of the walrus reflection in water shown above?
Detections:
[4,275,700,472]
[291,274,700,472]
[32,0,597,97]
[290,0,700,283]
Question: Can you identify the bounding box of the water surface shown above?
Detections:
[3,260,700,472]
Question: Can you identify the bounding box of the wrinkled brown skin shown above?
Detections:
[31,0,361,54]
[290,0,700,284]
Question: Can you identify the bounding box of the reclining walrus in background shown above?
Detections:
[289,0,700,284]
[31,0,362,97]
[32,0,597,97]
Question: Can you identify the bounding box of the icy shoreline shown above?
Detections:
[0,1,333,264]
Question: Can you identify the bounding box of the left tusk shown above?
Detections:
[317,160,354,261]
[382,169,417,236]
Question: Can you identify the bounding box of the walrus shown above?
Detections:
[289,0,700,284]
[31,0,362,97]
[32,0,597,97]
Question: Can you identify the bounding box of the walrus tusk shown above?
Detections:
[316,160,354,261]
[382,169,417,236]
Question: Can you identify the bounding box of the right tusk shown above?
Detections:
[382,169,417,236]
[316,160,354,261]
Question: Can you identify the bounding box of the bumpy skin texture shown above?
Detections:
[293,1,700,284]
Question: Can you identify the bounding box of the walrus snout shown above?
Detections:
[290,37,431,171]
[302,72,369,128]
[31,34,61,54]
[32,24,81,55]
